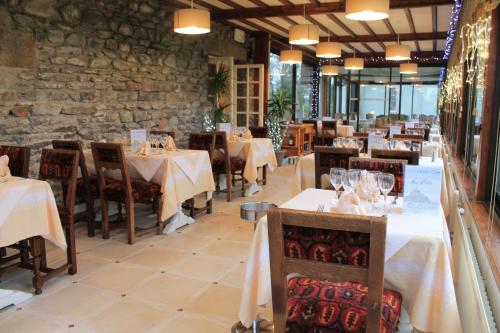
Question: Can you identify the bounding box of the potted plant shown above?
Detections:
[266,89,293,166]
[208,65,231,133]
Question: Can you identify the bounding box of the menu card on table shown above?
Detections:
[368,133,385,154]
[403,165,442,215]
[389,125,401,137]
[130,129,147,152]
[405,121,415,129]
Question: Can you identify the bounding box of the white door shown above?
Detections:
[234,64,264,128]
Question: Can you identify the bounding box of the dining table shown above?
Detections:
[225,138,277,196]
[0,176,67,307]
[84,148,216,234]
[238,188,462,333]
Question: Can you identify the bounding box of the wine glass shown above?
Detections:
[330,168,345,200]
[344,169,361,193]
[377,173,395,214]
[412,142,420,153]
[403,140,411,150]
[356,140,364,152]
[362,171,380,213]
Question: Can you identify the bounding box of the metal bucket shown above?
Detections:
[240,202,277,222]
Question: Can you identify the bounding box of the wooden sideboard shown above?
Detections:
[281,123,314,157]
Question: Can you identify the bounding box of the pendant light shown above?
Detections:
[280,47,302,64]
[173,0,210,35]
[344,50,364,70]
[316,35,341,58]
[400,62,418,74]
[345,0,390,21]
[386,35,410,61]
[289,5,319,45]
[322,65,339,76]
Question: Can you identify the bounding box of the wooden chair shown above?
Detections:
[392,134,424,154]
[321,120,337,145]
[268,208,402,333]
[181,133,214,217]
[91,142,163,244]
[302,120,318,147]
[405,128,428,140]
[52,140,98,237]
[314,146,359,189]
[149,130,175,140]
[212,131,246,202]
[349,157,407,194]
[248,126,268,138]
[371,149,419,165]
[0,146,31,273]
[32,148,80,294]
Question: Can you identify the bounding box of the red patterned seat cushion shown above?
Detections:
[286,278,402,333]
[284,225,370,267]
[212,156,246,173]
[76,176,99,198]
[103,179,161,204]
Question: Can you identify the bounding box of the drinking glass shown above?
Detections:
[356,140,364,152]
[377,173,395,214]
[412,142,421,152]
[344,169,361,193]
[403,140,411,150]
[330,168,345,200]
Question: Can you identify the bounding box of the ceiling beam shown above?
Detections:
[319,32,446,43]
[405,8,420,52]
[212,0,454,20]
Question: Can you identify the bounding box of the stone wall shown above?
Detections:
[0,0,253,173]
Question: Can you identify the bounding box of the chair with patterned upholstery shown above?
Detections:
[321,120,337,145]
[212,131,246,202]
[268,208,402,333]
[52,140,98,237]
[0,145,31,273]
[33,148,79,294]
[349,157,407,194]
[371,149,419,165]
[91,142,163,244]
[248,126,268,138]
[314,146,359,189]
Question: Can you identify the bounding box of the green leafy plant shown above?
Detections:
[208,66,231,123]
[266,89,293,151]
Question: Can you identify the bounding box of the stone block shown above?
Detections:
[33,103,61,115]
[67,57,87,67]
[61,4,80,23]
[22,0,58,18]
[0,29,37,68]
[66,33,86,47]
[139,3,154,14]
[62,105,97,115]
[133,110,150,122]
[11,105,30,117]
[112,59,132,71]
[120,111,133,122]
[118,23,133,37]
[47,30,64,43]
[127,81,142,91]
[90,57,110,68]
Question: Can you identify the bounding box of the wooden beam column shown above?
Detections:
[253,32,271,116]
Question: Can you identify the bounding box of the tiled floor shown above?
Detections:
[0,163,296,332]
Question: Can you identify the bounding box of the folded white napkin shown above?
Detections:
[0,155,11,177]
[330,191,367,215]
[243,129,253,139]
[138,141,151,155]
[395,141,407,150]
[163,136,176,151]
[229,132,240,142]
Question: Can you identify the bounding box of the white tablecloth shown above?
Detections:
[84,150,215,221]
[239,189,461,333]
[227,138,277,183]
[293,154,449,217]
[0,178,66,249]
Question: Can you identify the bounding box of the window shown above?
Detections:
[296,63,313,122]
[269,53,293,97]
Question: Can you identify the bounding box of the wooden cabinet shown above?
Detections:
[281,124,314,157]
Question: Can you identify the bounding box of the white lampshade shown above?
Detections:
[400,63,418,74]
[345,0,389,21]
[316,42,342,58]
[280,49,302,64]
[289,24,319,45]
[173,8,210,34]
[344,57,364,70]
[386,44,411,61]
[322,65,339,76]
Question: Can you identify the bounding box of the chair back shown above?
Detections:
[213,131,231,171]
[349,157,407,194]
[321,120,337,135]
[371,148,419,165]
[314,146,359,189]
[268,208,387,333]
[0,145,30,178]
[149,130,175,140]
[52,140,89,182]
[393,134,423,142]
[38,149,79,217]
[188,133,215,162]
[249,126,269,138]
[353,132,369,152]
[91,142,133,200]
[405,128,428,140]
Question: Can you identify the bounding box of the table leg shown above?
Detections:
[162,204,195,234]
[231,318,273,333]
[29,237,43,295]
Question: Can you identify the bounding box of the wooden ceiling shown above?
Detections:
[168,0,454,66]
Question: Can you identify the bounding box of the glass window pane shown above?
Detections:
[237,68,247,81]
[249,68,260,81]
[237,83,247,97]
[237,114,247,127]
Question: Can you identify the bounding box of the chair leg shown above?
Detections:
[226,173,232,202]
[101,199,110,239]
[30,237,42,295]
[207,198,212,214]
[126,199,135,245]
[216,173,220,193]
[189,198,195,218]
[263,165,267,186]
[117,202,123,222]
[155,197,163,235]
[39,239,47,269]
[241,173,245,196]
[87,195,95,237]
[66,222,77,274]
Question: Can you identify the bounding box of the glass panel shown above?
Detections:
[248,114,260,127]
[400,85,413,121]
[237,114,247,127]
[270,53,293,97]
[249,68,260,81]
[249,98,259,113]
[237,68,247,81]
[249,83,259,97]
[237,98,246,112]
[296,63,313,122]
[237,83,247,97]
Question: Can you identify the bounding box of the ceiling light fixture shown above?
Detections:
[173,0,210,35]
[400,62,418,74]
[316,35,342,58]
[344,50,364,70]
[289,5,319,45]
[345,0,390,21]
[386,34,411,61]
[322,65,339,76]
[280,47,302,64]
